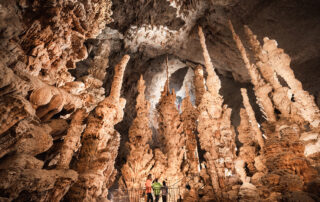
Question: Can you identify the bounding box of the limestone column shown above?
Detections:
[67,55,130,202]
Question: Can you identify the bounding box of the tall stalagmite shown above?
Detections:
[193,65,206,107]
[232,25,320,201]
[67,55,130,202]
[228,21,276,122]
[156,73,185,192]
[244,26,305,126]
[121,75,154,197]
[197,26,237,200]
[181,86,202,201]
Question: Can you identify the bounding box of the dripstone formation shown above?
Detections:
[0,0,319,201]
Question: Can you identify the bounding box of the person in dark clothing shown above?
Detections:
[145,174,153,202]
[161,181,168,202]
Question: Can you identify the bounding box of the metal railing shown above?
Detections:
[109,187,183,202]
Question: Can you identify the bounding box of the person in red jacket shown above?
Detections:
[145,174,153,202]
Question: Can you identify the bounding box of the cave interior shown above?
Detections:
[0,0,320,201]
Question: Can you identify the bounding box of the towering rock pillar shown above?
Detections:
[197,26,237,200]
[229,21,276,123]
[181,86,202,201]
[67,55,130,202]
[244,26,305,125]
[120,75,154,201]
[232,24,319,201]
[193,65,206,107]
[156,72,185,194]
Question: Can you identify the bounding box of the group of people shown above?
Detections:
[145,174,168,202]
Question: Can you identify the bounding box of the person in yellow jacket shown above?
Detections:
[152,178,162,202]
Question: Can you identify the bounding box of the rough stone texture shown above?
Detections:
[197,26,237,201]
[193,65,206,107]
[155,74,186,196]
[0,0,113,201]
[232,24,320,201]
[181,87,202,201]
[67,55,129,202]
[121,76,154,194]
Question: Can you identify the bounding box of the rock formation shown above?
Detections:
[180,86,202,201]
[231,24,320,201]
[235,89,263,201]
[156,66,186,196]
[244,26,305,127]
[67,55,129,202]
[120,75,154,199]
[197,26,237,201]
[56,109,88,169]
[193,65,206,107]
[18,0,112,86]
[229,21,276,123]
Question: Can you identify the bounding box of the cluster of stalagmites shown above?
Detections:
[1,0,320,201]
[228,22,320,201]
[121,24,320,202]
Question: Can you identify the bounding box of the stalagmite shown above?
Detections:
[259,119,318,201]
[228,21,276,122]
[241,88,265,151]
[236,109,257,175]
[56,109,87,169]
[67,55,130,202]
[121,75,154,199]
[262,38,320,128]
[197,26,237,200]
[156,69,185,197]
[244,26,305,125]
[193,65,206,106]
[181,86,202,201]
[235,26,320,200]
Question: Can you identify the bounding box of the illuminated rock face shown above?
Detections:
[67,55,129,202]
[197,26,237,201]
[181,87,202,201]
[121,75,154,194]
[0,0,113,201]
[231,24,320,201]
[156,78,186,190]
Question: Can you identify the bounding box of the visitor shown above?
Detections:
[152,178,162,202]
[145,174,153,202]
[161,181,168,202]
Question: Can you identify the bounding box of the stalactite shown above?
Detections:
[67,55,130,202]
[193,65,206,107]
[228,21,276,122]
[121,75,154,195]
[197,26,238,200]
[156,77,185,195]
